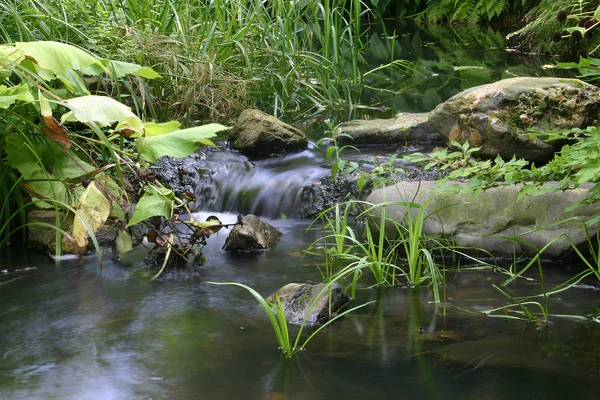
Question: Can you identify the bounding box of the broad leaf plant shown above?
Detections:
[0,41,227,261]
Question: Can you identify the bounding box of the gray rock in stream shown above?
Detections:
[266,283,350,325]
[228,109,308,157]
[335,112,442,145]
[428,77,600,163]
[367,181,600,259]
[222,214,282,252]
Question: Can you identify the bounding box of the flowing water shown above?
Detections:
[1,23,599,400]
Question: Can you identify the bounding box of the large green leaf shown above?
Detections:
[0,46,26,80]
[6,135,92,207]
[144,120,181,136]
[103,60,161,80]
[0,84,34,108]
[61,95,144,135]
[136,124,227,162]
[15,41,103,75]
[127,193,173,227]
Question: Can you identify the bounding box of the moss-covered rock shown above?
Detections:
[228,109,307,157]
[367,181,599,258]
[428,77,600,163]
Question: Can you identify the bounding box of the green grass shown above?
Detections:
[306,198,447,301]
[0,0,427,122]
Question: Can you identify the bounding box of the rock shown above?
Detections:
[266,282,350,325]
[28,210,78,254]
[222,214,282,251]
[335,112,441,145]
[228,109,308,157]
[27,210,129,255]
[366,181,599,258]
[297,172,372,219]
[428,77,600,163]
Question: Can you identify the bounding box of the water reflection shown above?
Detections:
[0,244,598,399]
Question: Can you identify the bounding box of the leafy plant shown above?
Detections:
[509,0,600,55]
[414,0,536,25]
[0,40,227,258]
[1,0,423,121]
[317,123,364,188]
[403,131,600,206]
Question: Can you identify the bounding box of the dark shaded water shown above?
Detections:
[1,214,599,400]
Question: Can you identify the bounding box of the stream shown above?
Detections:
[1,22,599,400]
[1,224,599,399]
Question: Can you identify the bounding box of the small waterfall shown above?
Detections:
[191,149,330,218]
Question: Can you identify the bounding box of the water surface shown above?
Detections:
[1,217,598,400]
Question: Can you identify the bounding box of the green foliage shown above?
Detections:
[509,0,600,55]
[414,0,534,25]
[306,199,445,300]
[136,124,223,162]
[0,0,428,121]
[0,40,222,254]
[317,124,363,187]
[557,57,600,82]
[6,134,91,207]
[127,188,174,227]
[403,130,600,207]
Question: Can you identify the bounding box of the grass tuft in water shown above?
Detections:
[205,281,373,358]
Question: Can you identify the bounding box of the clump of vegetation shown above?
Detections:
[0,40,227,264]
[509,0,600,56]
[404,131,600,207]
[2,0,424,122]
[413,0,537,25]
[305,198,449,302]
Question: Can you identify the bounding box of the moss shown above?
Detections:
[559,78,585,89]
[495,87,580,135]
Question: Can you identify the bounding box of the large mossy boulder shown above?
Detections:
[428,77,600,163]
[335,112,441,145]
[228,109,308,157]
[266,282,350,325]
[367,181,599,258]
[222,214,282,252]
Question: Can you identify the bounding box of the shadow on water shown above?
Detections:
[1,21,599,400]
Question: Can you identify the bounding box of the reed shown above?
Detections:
[306,198,446,301]
[0,0,424,121]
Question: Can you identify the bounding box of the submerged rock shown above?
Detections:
[428,77,600,163]
[335,112,441,145]
[228,109,308,157]
[222,214,282,252]
[266,282,350,325]
[367,181,599,258]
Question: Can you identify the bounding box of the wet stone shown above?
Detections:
[336,112,442,145]
[266,282,350,325]
[222,214,282,252]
